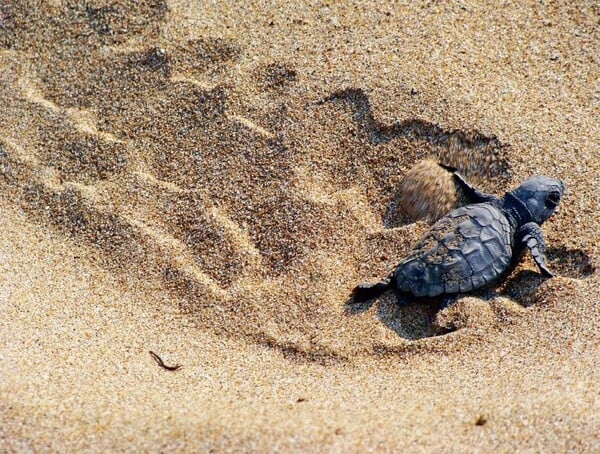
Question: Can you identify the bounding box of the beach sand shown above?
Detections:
[1,0,598,451]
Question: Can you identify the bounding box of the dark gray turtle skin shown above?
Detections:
[352,168,565,305]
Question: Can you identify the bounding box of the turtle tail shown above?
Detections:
[352,272,394,303]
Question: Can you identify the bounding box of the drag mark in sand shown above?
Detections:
[227,114,276,140]
[320,87,510,179]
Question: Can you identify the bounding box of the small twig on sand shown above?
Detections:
[149,351,182,371]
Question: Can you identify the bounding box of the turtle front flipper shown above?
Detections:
[516,222,554,277]
[438,163,499,204]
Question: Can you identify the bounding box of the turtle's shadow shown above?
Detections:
[344,294,442,340]
[501,270,546,306]
[344,287,508,340]
[500,247,595,306]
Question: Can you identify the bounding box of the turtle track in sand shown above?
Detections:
[0,1,595,360]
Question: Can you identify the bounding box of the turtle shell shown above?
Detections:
[394,203,514,297]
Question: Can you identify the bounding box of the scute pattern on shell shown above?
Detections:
[394,204,513,297]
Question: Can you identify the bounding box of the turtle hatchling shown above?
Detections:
[353,165,565,307]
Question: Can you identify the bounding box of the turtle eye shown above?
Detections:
[546,191,561,208]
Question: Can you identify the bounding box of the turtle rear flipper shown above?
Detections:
[438,163,500,205]
[352,279,392,303]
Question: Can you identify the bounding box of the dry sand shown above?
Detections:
[1,0,599,451]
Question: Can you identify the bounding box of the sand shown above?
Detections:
[1,0,599,451]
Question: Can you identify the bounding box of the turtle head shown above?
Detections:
[508,176,565,224]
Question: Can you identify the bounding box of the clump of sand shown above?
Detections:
[389,158,463,224]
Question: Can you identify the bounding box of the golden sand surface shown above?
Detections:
[1,0,598,451]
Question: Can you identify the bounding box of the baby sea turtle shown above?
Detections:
[353,165,565,307]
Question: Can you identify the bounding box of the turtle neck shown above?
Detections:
[502,192,533,229]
